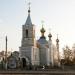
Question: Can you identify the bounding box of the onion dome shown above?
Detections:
[56,34,59,42]
[40,25,46,39]
[56,38,59,42]
[48,33,52,38]
[40,27,45,33]
[38,24,48,45]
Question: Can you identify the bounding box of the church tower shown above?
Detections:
[48,32,54,66]
[22,6,35,47]
[19,5,36,67]
[56,35,60,66]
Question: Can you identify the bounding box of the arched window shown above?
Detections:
[26,29,28,38]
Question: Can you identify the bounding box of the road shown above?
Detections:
[0,70,75,75]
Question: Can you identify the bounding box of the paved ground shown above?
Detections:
[0,70,75,74]
[0,67,75,75]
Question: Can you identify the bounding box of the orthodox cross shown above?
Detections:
[28,2,31,10]
[41,20,44,28]
[49,28,51,33]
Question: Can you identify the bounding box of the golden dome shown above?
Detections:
[40,27,45,33]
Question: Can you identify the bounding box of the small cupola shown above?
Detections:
[48,33,52,39]
[56,34,59,43]
[40,25,46,38]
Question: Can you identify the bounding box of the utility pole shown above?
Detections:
[5,36,7,70]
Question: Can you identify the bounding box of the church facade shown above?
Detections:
[19,7,60,68]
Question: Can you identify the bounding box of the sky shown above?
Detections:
[0,0,75,53]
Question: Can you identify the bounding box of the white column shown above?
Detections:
[48,40,54,66]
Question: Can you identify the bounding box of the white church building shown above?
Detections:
[19,7,60,68]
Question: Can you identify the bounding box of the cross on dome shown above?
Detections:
[56,34,59,42]
[40,21,45,33]
[48,28,52,38]
[28,2,31,13]
[25,2,32,25]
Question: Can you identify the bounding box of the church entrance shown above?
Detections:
[22,58,26,68]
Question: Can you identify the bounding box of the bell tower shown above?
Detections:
[22,3,35,47]
[19,3,35,66]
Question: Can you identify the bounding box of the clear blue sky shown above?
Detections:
[0,0,75,53]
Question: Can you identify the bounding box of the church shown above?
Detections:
[1,5,60,70]
[19,6,60,68]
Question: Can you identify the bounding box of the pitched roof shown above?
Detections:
[25,10,32,25]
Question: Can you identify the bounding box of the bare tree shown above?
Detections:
[72,44,75,64]
[63,46,73,65]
